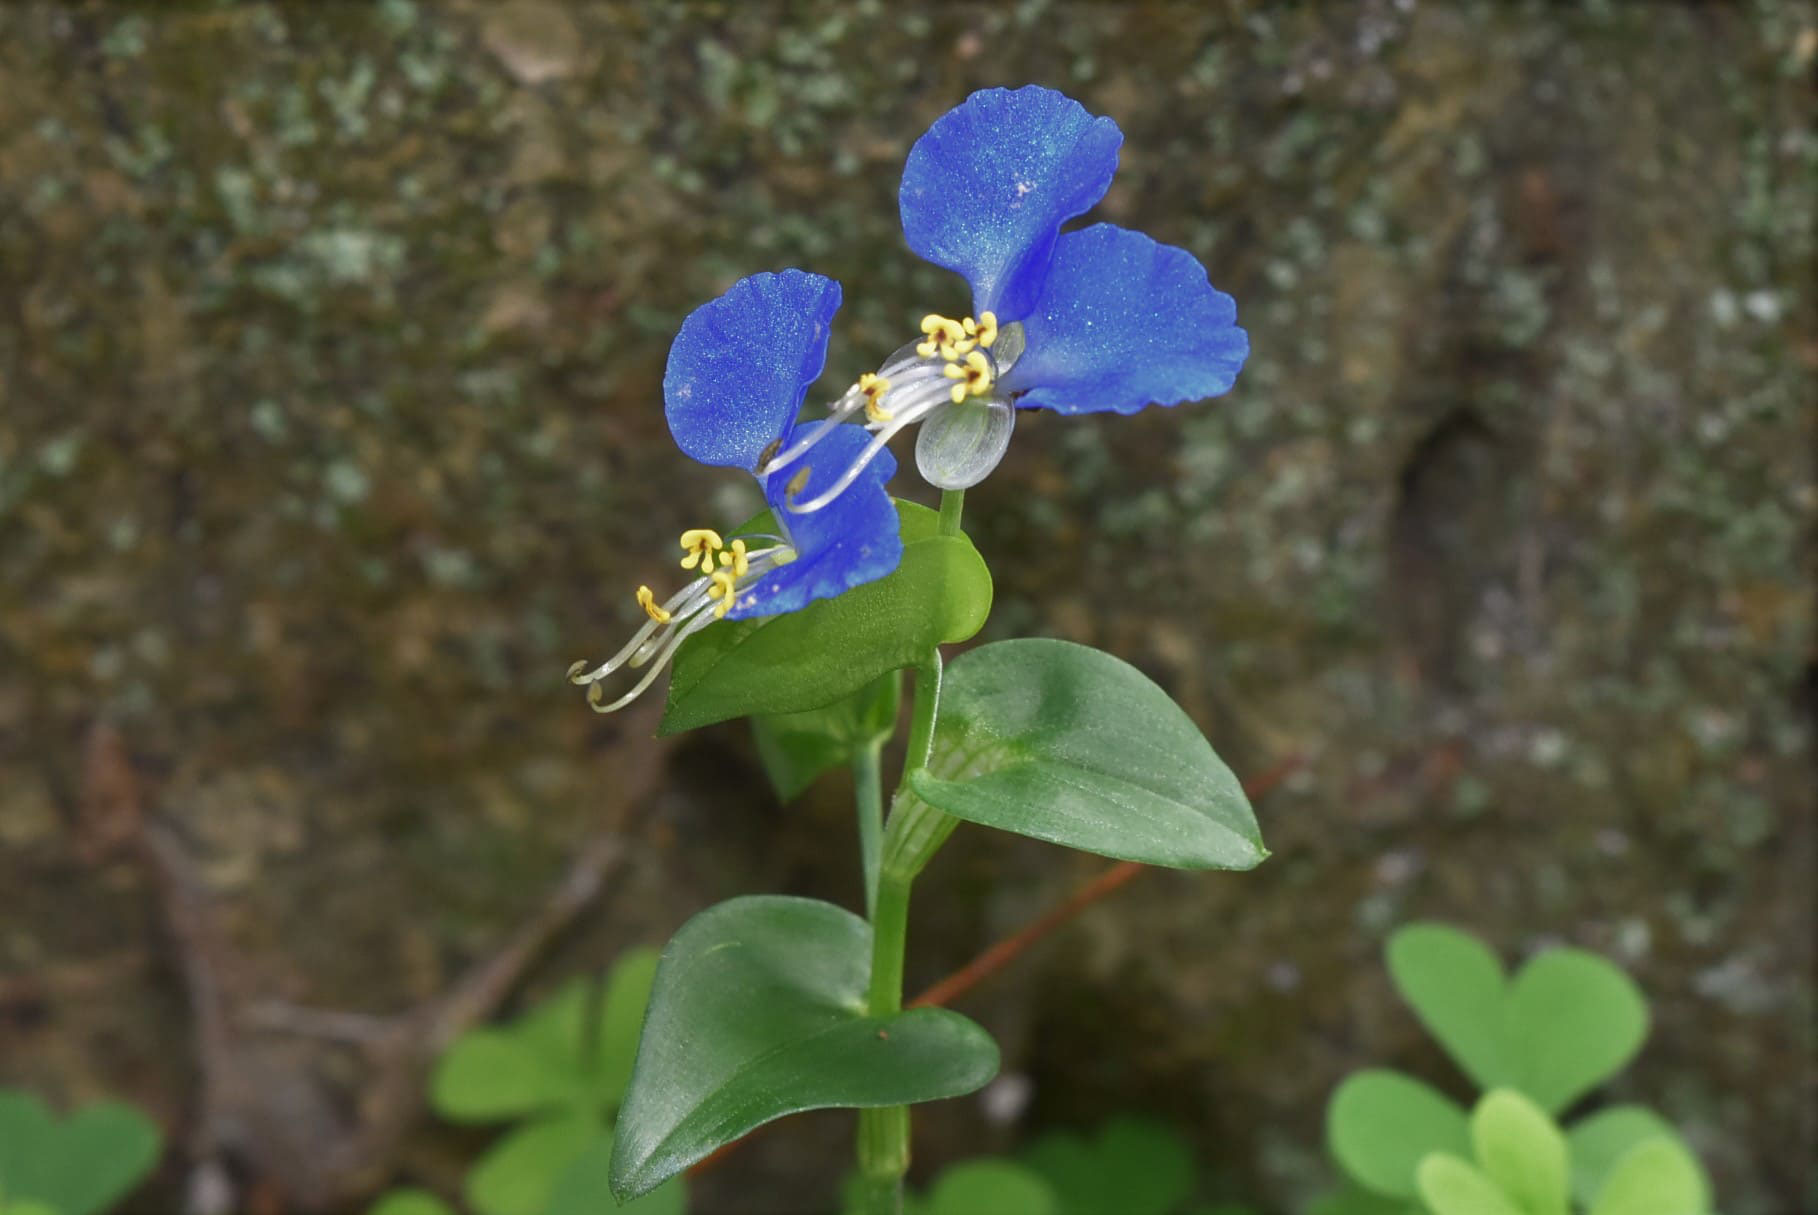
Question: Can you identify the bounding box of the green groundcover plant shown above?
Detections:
[369,949,684,1215]
[563,85,1261,1214]
[0,1089,161,1215]
[1314,923,1712,1215]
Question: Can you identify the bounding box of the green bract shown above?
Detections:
[906,639,1264,869]
[609,896,999,1200]
[753,670,901,803]
[660,501,991,734]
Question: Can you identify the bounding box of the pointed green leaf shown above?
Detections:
[1506,949,1647,1114]
[1386,924,1513,1091]
[4,1202,63,1215]
[610,896,999,1199]
[906,639,1264,869]
[1587,1137,1710,1215]
[514,951,662,1113]
[661,502,992,735]
[545,1129,685,1215]
[1565,1106,1677,1205]
[466,1114,599,1215]
[753,670,901,802]
[1472,1090,1568,1215]
[1327,1070,1470,1198]
[1415,1154,1525,1215]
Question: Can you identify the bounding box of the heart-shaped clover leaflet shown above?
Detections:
[1386,923,1648,1115]
[0,1090,161,1215]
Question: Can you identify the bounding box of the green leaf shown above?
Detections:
[4,1202,63,1215]
[1387,923,1513,1092]
[906,639,1264,869]
[435,950,661,1124]
[1327,1071,1470,1199]
[514,951,661,1114]
[1471,1090,1568,1215]
[1415,1154,1525,1215]
[609,896,999,1199]
[0,1091,162,1215]
[1565,1106,1678,1205]
[752,670,901,802]
[545,1130,686,1215]
[923,1160,1057,1215]
[1384,925,1649,1115]
[660,502,992,735]
[466,1114,599,1215]
[1505,949,1647,1115]
[1023,1116,1196,1215]
[1306,1184,1425,1215]
[432,1030,576,1123]
[368,1189,459,1215]
[1587,1137,1710,1215]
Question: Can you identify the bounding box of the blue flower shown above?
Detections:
[569,270,903,713]
[836,86,1249,490]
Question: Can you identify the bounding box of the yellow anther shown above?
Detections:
[678,527,724,571]
[720,538,749,577]
[858,372,893,423]
[942,350,994,404]
[965,311,998,349]
[917,314,967,360]
[786,465,812,501]
[706,569,738,618]
[636,584,672,624]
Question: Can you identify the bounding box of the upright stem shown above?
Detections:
[937,488,965,537]
[854,653,945,1215]
[853,741,884,919]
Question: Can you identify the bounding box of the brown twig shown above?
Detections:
[81,715,664,1213]
[909,753,1303,1009]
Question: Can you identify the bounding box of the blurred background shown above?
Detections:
[1,2,1812,1213]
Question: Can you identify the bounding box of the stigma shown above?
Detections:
[569,527,793,713]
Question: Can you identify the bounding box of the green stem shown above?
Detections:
[854,654,947,1215]
[937,488,966,537]
[853,741,884,919]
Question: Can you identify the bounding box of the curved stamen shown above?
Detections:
[587,611,718,713]
[567,544,795,702]
[760,385,869,477]
[786,383,952,515]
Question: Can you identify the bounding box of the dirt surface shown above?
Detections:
[1,2,1812,1213]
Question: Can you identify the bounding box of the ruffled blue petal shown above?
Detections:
[728,426,902,619]
[1000,224,1248,415]
[899,86,1123,322]
[664,270,842,471]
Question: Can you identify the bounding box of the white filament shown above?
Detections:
[570,544,794,712]
[786,377,954,514]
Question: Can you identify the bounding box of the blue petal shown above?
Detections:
[664,270,842,471]
[729,426,902,620]
[899,86,1123,322]
[1000,224,1249,415]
